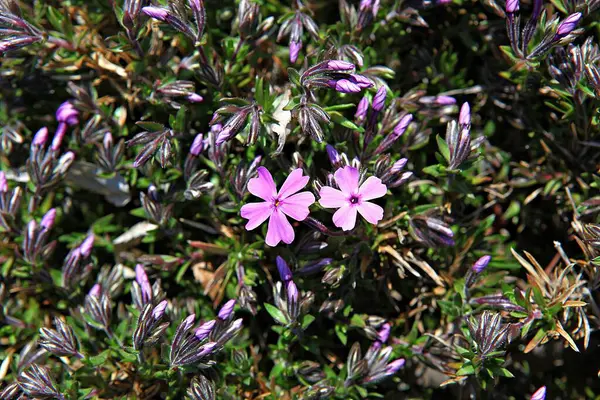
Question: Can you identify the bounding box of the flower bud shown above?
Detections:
[0,171,6,192]
[190,133,204,156]
[217,299,236,320]
[32,127,49,147]
[186,93,204,103]
[472,255,491,274]
[152,300,168,320]
[89,284,102,297]
[372,86,387,112]
[135,264,152,304]
[56,102,79,125]
[276,256,293,282]
[385,358,405,374]
[40,208,56,231]
[142,6,169,21]
[326,60,355,71]
[79,234,95,258]
[290,40,302,63]
[505,0,519,13]
[556,13,582,38]
[459,102,471,128]
[355,96,369,122]
[195,320,216,340]
[531,386,546,400]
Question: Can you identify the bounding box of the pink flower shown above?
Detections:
[318,166,387,231]
[241,167,315,247]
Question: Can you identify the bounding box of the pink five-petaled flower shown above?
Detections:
[241,167,315,247]
[319,166,387,231]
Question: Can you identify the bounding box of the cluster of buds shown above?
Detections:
[96,132,124,173]
[126,123,174,168]
[293,96,331,143]
[373,155,412,188]
[143,0,206,45]
[300,60,373,94]
[39,317,83,359]
[345,341,405,387]
[187,375,216,400]
[133,299,169,353]
[548,38,600,98]
[235,0,275,41]
[270,257,313,327]
[0,171,23,232]
[0,0,43,53]
[211,100,262,146]
[121,0,145,55]
[132,264,166,309]
[505,0,583,60]
[470,293,527,313]
[339,0,380,33]
[408,214,455,247]
[27,110,77,201]
[170,300,242,368]
[326,39,365,68]
[14,365,64,400]
[153,80,204,109]
[84,283,113,335]
[141,184,174,225]
[466,311,519,357]
[231,155,262,199]
[277,1,319,63]
[443,102,483,170]
[62,234,95,289]
[21,209,57,265]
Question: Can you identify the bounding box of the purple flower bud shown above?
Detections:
[190,134,204,156]
[182,314,196,330]
[103,132,113,149]
[51,125,67,151]
[325,145,341,167]
[394,114,413,136]
[326,60,355,71]
[0,171,6,193]
[189,0,203,12]
[434,95,456,106]
[289,40,302,63]
[217,299,236,320]
[32,127,49,147]
[556,13,582,37]
[276,256,293,282]
[355,96,369,122]
[195,320,216,340]
[385,358,405,374]
[506,0,519,13]
[349,74,373,89]
[472,255,491,274]
[391,158,408,173]
[152,300,168,320]
[135,264,152,304]
[531,386,546,400]
[360,0,373,10]
[27,220,37,240]
[330,79,361,93]
[459,102,471,128]
[40,208,57,231]
[372,86,387,112]
[186,93,204,103]
[89,284,102,297]
[286,280,299,304]
[377,323,391,343]
[215,126,232,146]
[56,102,79,126]
[142,6,169,21]
[79,234,95,258]
[197,341,218,357]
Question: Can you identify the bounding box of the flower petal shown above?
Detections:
[240,202,272,230]
[332,205,358,231]
[319,186,347,208]
[357,201,384,225]
[278,168,310,199]
[358,176,387,201]
[266,209,295,246]
[248,167,277,201]
[334,166,359,194]
[280,191,315,221]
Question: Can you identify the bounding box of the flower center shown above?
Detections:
[349,194,360,205]
[273,198,281,208]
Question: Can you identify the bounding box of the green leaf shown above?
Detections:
[456,363,476,376]
[301,314,316,329]
[135,121,165,132]
[288,68,301,86]
[436,134,450,162]
[329,111,363,131]
[86,350,110,366]
[264,303,289,325]
[335,324,348,345]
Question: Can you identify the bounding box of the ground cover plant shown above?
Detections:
[1,0,600,398]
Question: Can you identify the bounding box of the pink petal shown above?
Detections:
[240,202,272,230]
[266,209,295,246]
[319,186,347,208]
[334,166,360,194]
[278,168,310,199]
[332,205,358,231]
[357,201,383,225]
[248,167,277,201]
[358,176,387,201]
[280,191,315,221]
